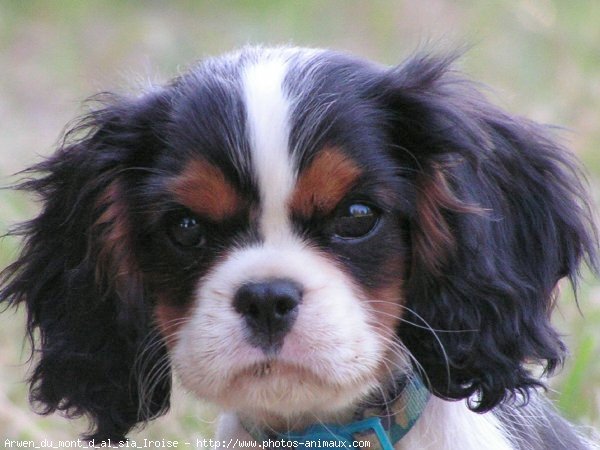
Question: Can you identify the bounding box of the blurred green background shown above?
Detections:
[1,0,599,442]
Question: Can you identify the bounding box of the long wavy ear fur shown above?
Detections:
[0,93,172,441]
[378,53,598,411]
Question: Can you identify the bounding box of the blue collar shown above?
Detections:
[241,375,430,450]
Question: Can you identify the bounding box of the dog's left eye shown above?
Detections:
[168,215,206,248]
[332,203,380,239]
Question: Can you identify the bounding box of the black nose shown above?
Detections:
[233,279,302,352]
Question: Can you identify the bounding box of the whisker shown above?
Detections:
[363,300,479,333]
[363,297,454,391]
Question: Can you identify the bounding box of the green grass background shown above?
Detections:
[1,0,599,442]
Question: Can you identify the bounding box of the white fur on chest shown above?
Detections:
[399,397,512,450]
[215,397,513,450]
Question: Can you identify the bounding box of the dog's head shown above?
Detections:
[1,47,596,441]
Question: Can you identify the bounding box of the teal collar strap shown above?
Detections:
[242,375,430,450]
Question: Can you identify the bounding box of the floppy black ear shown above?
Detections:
[378,54,598,411]
[0,93,172,441]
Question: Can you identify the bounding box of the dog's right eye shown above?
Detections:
[331,203,380,240]
[168,215,206,248]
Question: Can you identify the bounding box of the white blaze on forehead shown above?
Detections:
[242,55,296,243]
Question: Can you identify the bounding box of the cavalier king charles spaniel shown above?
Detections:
[1,46,598,449]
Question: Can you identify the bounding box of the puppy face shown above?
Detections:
[135,50,410,420]
[2,46,596,441]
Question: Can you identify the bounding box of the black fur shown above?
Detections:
[375,54,597,411]
[1,93,174,441]
[1,48,597,444]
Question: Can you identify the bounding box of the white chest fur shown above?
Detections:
[215,397,513,450]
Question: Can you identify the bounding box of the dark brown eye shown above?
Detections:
[333,203,379,239]
[169,215,205,248]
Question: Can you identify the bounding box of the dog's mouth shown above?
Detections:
[250,360,275,377]
[232,359,330,385]
[218,357,378,422]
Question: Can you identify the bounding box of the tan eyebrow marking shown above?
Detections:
[170,159,242,221]
[290,147,362,218]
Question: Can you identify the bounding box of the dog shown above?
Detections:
[1,46,598,449]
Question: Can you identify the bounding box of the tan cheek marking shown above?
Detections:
[365,257,407,380]
[171,159,242,221]
[368,285,404,339]
[291,147,362,218]
[363,254,405,340]
[154,301,191,348]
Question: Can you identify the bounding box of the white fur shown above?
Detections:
[399,397,512,450]
[215,398,514,450]
[242,52,296,243]
[173,240,384,420]
[216,413,254,442]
